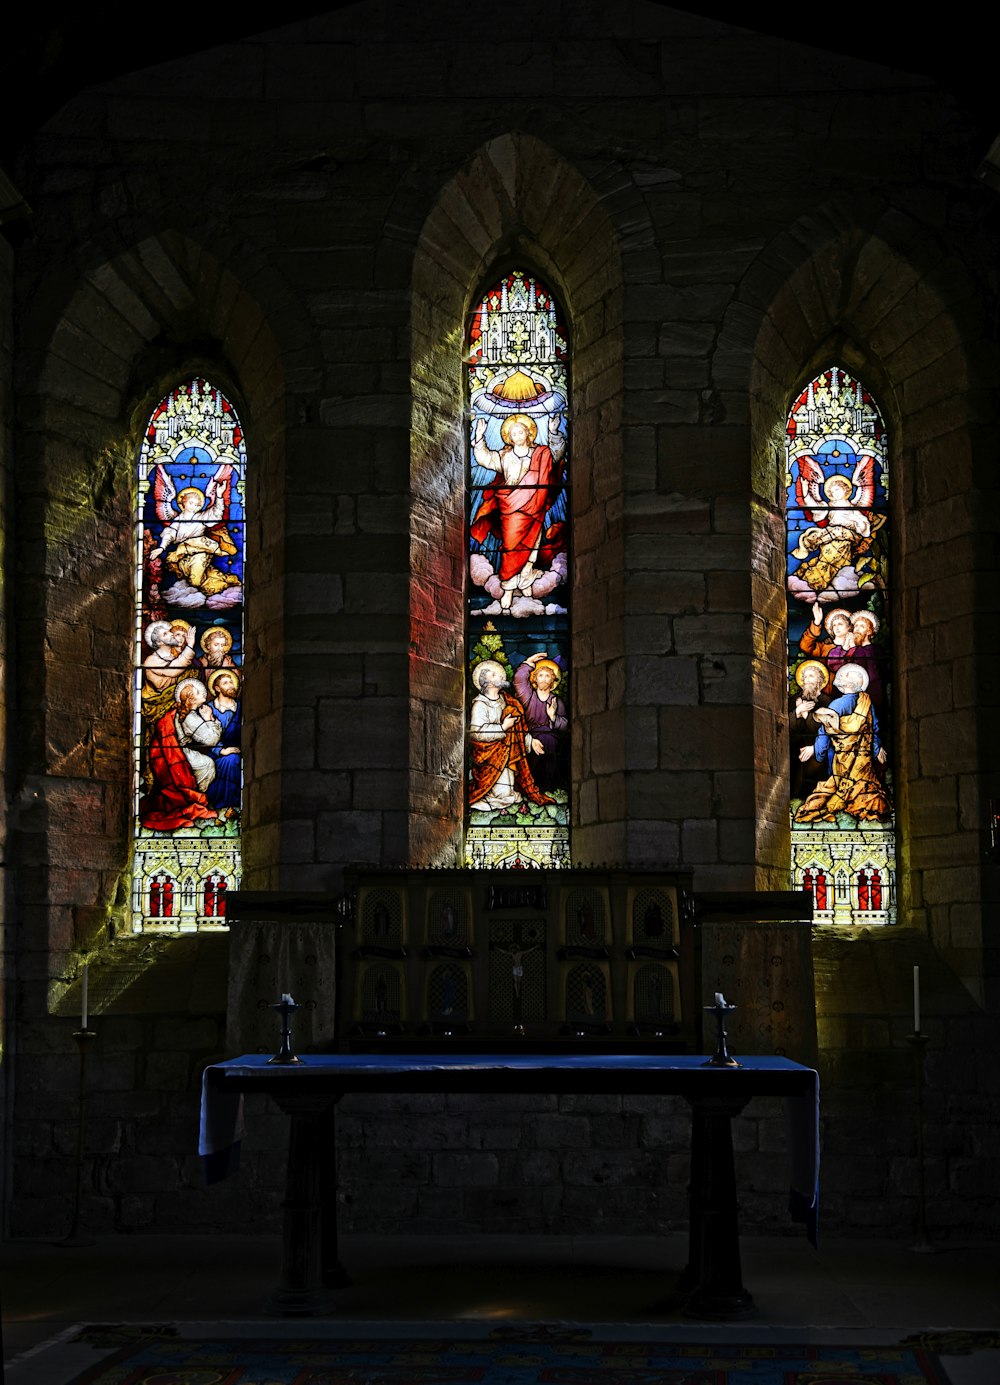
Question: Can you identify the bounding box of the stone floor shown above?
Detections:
[3,1233,999,1383]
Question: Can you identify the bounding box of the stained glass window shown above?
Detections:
[464,271,570,869]
[786,367,895,924]
[131,379,244,931]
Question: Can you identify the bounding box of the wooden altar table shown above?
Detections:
[200,1052,818,1320]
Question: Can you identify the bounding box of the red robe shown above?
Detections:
[139,709,218,831]
[468,693,553,808]
[470,444,561,582]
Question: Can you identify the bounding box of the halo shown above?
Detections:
[472,659,506,690]
[794,660,829,692]
[530,658,561,686]
[207,666,241,697]
[175,677,206,704]
[499,413,538,446]
[833,662,869,693]
[200,626,234,653]
[823,607,852,636]
[851,609,880,634]
[144,620,171,648]
[822,473,853,499]
[177,486,205,506]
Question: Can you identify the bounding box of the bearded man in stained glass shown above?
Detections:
[795,664,890,824]
[468,660,552,812]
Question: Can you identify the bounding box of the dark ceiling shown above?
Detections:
[1,3,996,171]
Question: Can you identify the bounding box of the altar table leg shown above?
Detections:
[681,1095,755,1320]
[266,1095,336,1316]
[320,1099,350,1288]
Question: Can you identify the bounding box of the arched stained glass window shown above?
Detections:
[131,379,245,931]
[786,367,895,924]
[464,270,570,869]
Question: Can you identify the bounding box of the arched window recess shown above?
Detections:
[785,366,896,925]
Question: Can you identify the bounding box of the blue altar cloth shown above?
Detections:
[200,1051,819,1243]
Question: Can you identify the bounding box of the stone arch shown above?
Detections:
[736,203,999,997]
[14,229,294,1004]
[408,133,625,867]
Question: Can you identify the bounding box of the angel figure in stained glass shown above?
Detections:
[149,460,242,604]
[787,453,881,602]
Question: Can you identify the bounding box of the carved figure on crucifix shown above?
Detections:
[495,943,539,1001]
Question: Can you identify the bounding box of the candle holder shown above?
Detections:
[57,1029,97,1247]
[906,1031,939,1253]
[268,998,303,1065]
[703,998,741,1068]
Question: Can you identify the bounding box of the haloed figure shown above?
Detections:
[471,413,565,611]
[513,652,567,793]
[468,659,552,812]
[206,667,242,814]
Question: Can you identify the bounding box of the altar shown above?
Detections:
[205,871,818,1318]
[200,1050,818,1319]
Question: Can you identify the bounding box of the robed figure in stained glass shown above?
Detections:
[140,679,220,832]
[471,408,566,612]
[512,652,567,793]
[468,659,552,812]
[787,454,880,602]
[149,458,242,605]
[794,664,890,823]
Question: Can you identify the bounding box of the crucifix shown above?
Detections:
[490,920,542,1027]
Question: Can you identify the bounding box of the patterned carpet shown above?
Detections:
[62,1324,952,1384]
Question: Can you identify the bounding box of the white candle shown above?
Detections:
[714,992,726,1007]
[281,992,294,1006]
[913,965,920,1033]
[81,963,89,1029]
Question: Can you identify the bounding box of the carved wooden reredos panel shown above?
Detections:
[340,867,692,1047]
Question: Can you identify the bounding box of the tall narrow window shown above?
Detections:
[786,367,895,924]
[131,379,245,931]
[464,271,570,869]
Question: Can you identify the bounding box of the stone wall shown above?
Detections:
[4,0,1000,1239]
[0,229,12,1223]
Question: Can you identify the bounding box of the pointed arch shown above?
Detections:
[409,134,624,867]
[740,204,999,992]
[14,229,289,987]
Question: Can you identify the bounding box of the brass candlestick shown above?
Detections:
[703,995,741,1068]
[268,996,303,1065]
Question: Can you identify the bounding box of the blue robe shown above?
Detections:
[206,703,241,810]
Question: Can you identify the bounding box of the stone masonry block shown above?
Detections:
[432,1152,499,1188]
[528,1115,592,1149]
